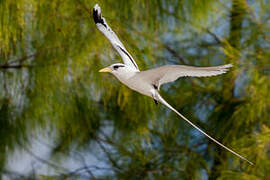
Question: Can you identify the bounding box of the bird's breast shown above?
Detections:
[118,75,154,97]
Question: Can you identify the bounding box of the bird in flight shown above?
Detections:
[93,4,253,165]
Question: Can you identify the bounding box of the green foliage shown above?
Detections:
[0,0,270,179]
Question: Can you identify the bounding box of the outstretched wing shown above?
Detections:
[154,93,253,165]
[139,64,232,89]
[93,4,139,70]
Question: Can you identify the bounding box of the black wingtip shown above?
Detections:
[93,4,107,28]
[93,4,100,24]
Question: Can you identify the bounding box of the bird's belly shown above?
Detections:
[119,77,153,97]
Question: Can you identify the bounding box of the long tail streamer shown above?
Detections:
[156,93,253,165]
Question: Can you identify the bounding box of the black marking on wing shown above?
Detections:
[117,45,138,69]
[153,84,158,90]
[93,7,107,28]
[154,99,158,105]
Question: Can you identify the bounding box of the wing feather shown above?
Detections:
[93,4,139,70]
[139,64,233,88]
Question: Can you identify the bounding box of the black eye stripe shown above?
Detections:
[113,65,125,70]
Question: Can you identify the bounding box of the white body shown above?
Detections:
[113,69,154,97]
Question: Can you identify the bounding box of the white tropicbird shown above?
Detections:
[93,4,253,165]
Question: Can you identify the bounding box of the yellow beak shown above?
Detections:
[99,67,112,73]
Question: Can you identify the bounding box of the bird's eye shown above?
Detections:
[113,65,119,70]
[113,65,124,70]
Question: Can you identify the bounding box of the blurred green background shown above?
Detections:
[0,0,270,179]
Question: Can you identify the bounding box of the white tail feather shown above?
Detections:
[156,93,253,165]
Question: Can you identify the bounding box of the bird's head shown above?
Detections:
[99,63,137,79]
